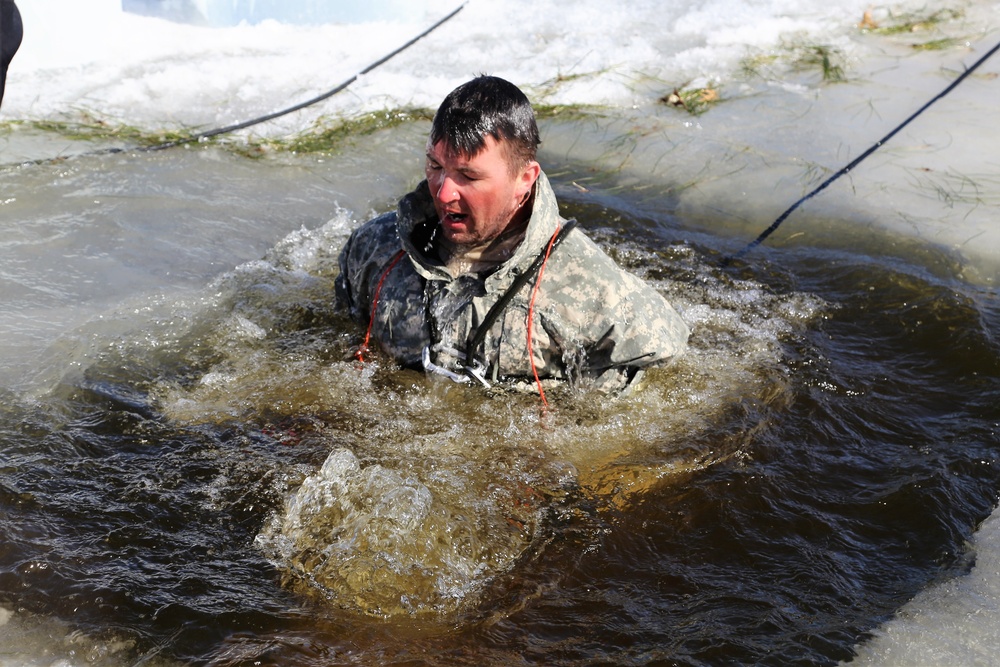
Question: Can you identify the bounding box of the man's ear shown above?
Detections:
[517,160,541,197]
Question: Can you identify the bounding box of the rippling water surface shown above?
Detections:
[0,119,998,666]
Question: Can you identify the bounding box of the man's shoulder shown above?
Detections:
[352,210,398,241]
[342,211,401,263]
[540,226,690,360]
[336,210,407,318]
[547,227,645,293]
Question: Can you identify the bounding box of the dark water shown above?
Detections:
[1,134,999,666]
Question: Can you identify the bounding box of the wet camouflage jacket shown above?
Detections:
[335,172,689,393]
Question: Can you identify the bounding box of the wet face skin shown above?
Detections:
[424,135,540,247]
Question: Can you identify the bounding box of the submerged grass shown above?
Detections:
[739,53,780,79]
[736,5,970,85]
[739,41,847,84]
[867,7,963,36]
[4,104,612,160]
[860,6,970,51]
[533,103,601,122]
[907,166,1000,211]
[2,115,197,148]
[909,37,964,52]
[1,108,435,158]
[791,45,846,82]
[248,107,435,157]
[532,70,605,99]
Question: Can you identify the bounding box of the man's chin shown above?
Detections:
[441,224,475,246]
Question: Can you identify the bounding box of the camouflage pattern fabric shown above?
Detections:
[336,171,689,393]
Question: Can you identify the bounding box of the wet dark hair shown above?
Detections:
[429,75,540,172]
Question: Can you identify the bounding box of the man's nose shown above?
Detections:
[435,174,460,203]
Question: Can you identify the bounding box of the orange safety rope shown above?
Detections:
[356,249,406,364]
[526,225,562,407]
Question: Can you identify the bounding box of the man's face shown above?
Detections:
[425,135,539,246]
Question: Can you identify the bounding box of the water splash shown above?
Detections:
[256,447,540,616]
[135,212,826,617]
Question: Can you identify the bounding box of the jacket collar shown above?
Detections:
[396,171,562,288]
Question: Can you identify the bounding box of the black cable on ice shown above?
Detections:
[2,2,467,166]
[143,2,468,151]
[724,37,1000,265]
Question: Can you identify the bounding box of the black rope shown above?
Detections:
[725,37,1000,264]
[464,218,579,379]
[3,2,466,166]
[143,2,467,151]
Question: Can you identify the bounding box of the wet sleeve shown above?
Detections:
[581,284,689,393]
[547,233,689,393]
[334,212,401,326]
[334,231,362,322]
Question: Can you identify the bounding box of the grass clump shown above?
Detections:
[859,6,968,50]
[739,41,847,84]
[739,53,780,79]
[658,85,720,116]
[531,67,612,100]
[910,37,964,51]
[865,7,963,36]
[5,103,627,161]
[533,103,601,121]
[9,115,197,148]
[254,107,434,155]
[789,44,846,82]
[5,107,437,158]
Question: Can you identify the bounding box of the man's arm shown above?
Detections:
[334,212,402,325]
[543,231,690,393]
[334,234,359,319]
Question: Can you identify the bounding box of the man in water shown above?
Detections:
[336,76,688,394]
[0,0,21,109]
